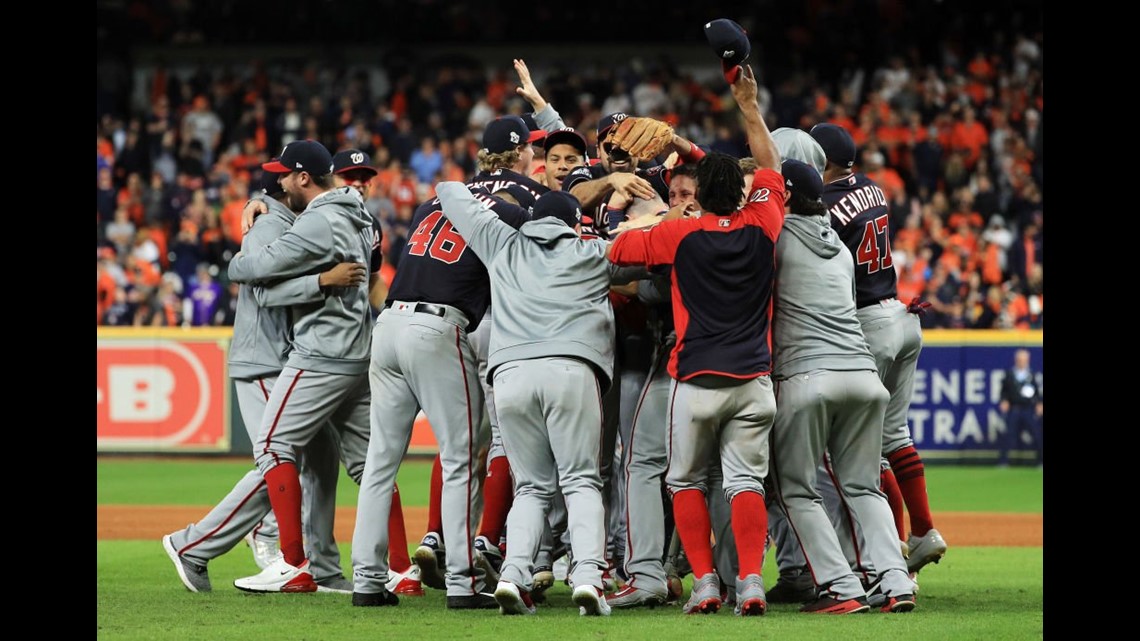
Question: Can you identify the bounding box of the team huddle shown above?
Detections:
[162,45,948,618]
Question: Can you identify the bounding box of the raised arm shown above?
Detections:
[731,64,779,171]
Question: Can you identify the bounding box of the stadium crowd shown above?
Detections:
[96,10,1042,332]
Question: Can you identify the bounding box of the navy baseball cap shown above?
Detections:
[544,127,588,157]
[530,190,583,228]
[262,140,334,175]
[781,159,824,202]
[332,148,378,177]
[704,19,751,82]
[809,123,857,169]
[483,116,544,154]
[597,112,630,139]
[255,166,285,197]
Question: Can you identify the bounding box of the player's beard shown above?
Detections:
[285,190,306,213]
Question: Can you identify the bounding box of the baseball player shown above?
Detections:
[763,127,860,604]
[606,64,781,617]
[413,109,565,589]
[599,192,679,608]
[330,148,423,596]
[228,140,375,595]
[351,122,535,609]
[162,170,366,594]
[561,115,705,585]
[767,157,916,614]
[435,185,623,617]
[810,123,948,575]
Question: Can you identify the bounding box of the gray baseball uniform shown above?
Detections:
[353,301,487,597]
[768,212,913,602]
[858,301,923,456]
[436,182,618,595]
[352,188,532,602]
[166,196,345,584]
[228,186,374,574]
[615,276,673,597]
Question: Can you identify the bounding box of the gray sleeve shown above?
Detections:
[252,274,323,307]
[229,213,332,284]
[533,103,566,132]
[436,182,516,262]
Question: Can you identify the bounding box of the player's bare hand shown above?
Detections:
[242,200,269,234]
[730,64,759,106]
[610,173,656,201]
[662,203,689,221]
[607,190,631,212]
[319,262,367,288]
[514,59,547,112]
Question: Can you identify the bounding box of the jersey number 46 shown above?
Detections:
[407,210,468,264]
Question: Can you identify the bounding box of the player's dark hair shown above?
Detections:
[312,173,334,189]
[671,163,698,179]
[695,153,745,216]
[788,191,827,217]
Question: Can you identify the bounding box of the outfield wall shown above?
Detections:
[96,328,1043,463]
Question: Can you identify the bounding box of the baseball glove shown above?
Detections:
[605,117,675,161]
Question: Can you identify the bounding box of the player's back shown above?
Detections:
[670,208,777,380]
[822,172,898,308]
[386,192,528,329]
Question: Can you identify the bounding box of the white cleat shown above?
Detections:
[234,556,317,593]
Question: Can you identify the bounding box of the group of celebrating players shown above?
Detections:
[162,46,948,619]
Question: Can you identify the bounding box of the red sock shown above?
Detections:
[426,454,444,537]
[477,456,513,545]
[888,446,934,536]
[730,491,767,579]
[263,462,305,566]
[388,483,411,572]
[880,466,906,540]
[672,489,714,577]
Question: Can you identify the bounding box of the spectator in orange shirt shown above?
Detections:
[97,250,121,324]
[862,149,906,208]
[827,104,857,134]
[875,110,911,168]
[949,106,989,170]
[947,191,984,230]
[895,246,930,306]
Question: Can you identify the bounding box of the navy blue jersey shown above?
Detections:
[386,189,529,330]
[822,172,899,308]
[609,169,784,380]
[466,168,547,208]
[563,164,662,240]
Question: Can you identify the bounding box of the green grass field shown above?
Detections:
[97,459,1044,640]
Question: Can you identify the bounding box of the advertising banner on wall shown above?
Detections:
[908,331,1043,463]
[97,329,231,452]
[96,329,1042,462]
